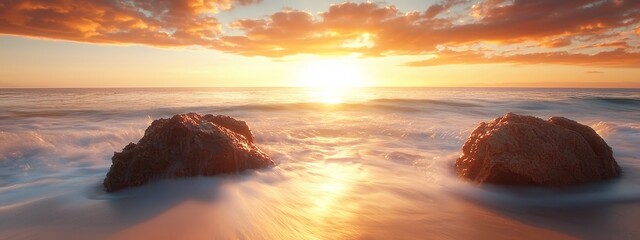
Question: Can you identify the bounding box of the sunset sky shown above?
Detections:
[1,0,639,88]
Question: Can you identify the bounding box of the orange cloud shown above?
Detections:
[0,0,260,46]
[215,1,640,67]
[540,38,572,48]
[1,0,639,68]
[215,3,409,57]
[403,49,640,68]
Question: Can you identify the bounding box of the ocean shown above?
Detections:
[1,87,639,239]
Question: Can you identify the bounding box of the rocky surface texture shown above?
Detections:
[103,113,273,192]
[456,113,620,186]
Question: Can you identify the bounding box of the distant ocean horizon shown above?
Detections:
[2,86,640,89]
[1,87,639,239]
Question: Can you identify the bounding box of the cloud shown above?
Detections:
[1,0,639,68]
[585,71,604,74]
[0,0,260,46]
[215,3,411,57]
[403,49,640,68]
[424,0,465,19]
[215,0,640,67]
[540,38,573,48]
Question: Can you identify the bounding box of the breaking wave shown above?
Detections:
[1,88,639,239]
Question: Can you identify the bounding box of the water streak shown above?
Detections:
[0,88,639,239]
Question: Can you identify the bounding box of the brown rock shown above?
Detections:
[103,113,273,192]
[456,112,620,186]
[203,114,254,143]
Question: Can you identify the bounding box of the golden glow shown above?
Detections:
[302,162,363,239]
[311,164,350,213]
[299,59,366,88]
[3,37,640,88]
[298,58,366,104]
[342,32,375,49]
[305,87,351,104]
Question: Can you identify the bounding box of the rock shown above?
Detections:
[103,113,273,192]
[456,113,620,186]
[203,114,254,143]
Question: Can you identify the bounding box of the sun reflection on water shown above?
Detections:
[244,161,362,240]
[305,87,354,104]
[310,164,351,214]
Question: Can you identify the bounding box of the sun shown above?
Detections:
[299,59,366,88]
[297,58,367,104]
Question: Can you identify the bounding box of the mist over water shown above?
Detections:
[1,88,640,239]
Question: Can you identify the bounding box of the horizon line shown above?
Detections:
[2,86,640,89]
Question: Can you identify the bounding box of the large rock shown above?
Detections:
[103,113,273,192]
[456,113,620,186]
